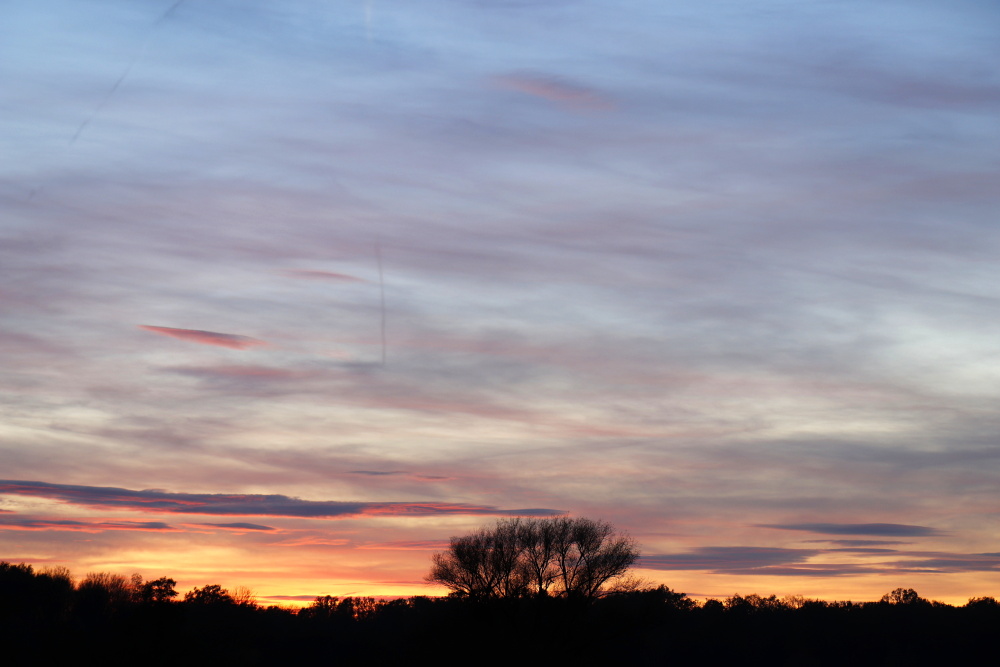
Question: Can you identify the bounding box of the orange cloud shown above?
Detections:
[138,325,266,350]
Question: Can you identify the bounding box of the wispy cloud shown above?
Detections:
[200,522,276,531]
[138,326,266,350]
[643,547,820,572]
[349,470,407,477]
[493,72,614,110]
[282,269,366,282]
[808,540,910,547]
[0,480,563,519]
[643,544,1000,577]
[759,523,941,537]
[167,365,306,380]
[0,517,176,533]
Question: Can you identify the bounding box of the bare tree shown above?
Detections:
[428,522,528,600]
[427,516,638,601]
[39,565,74,587]
[78,572,132,606]
[230,585,258,608]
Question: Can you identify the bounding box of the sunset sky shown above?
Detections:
[3,0,1000,606]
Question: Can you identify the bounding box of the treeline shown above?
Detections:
[2,561,999,665]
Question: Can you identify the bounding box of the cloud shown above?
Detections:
[642,544,1000,577]
[642,546,893,577]
[0,480,563,519]
[349,470,407,476]
[282,269,366,282]
[201,522,276,531]
[892,553,1000,573]
[138,326,266,350]
[810,540,910,547]
[717,565,887,577]
[0,517,176,533]
[167,365,306,380]
[643,547,820,572]
[493,72,614,110]
[758,523,941,537]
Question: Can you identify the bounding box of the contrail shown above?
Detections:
[70,0,187,145]
[70,62,136,145]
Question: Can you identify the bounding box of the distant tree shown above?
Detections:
[602,583,695,612]
[184,584,234,606]
[427,516,638,601]
[879,588,926,606]
[700,598,725,613]
[0,562,37,618]
[782,594,808,609]
[39,565,74,587]
[724,594,789,613]
[141,577,178,603]
[351,596,382,620]
[300,595,339,619]
[966,596,1000,609]
[645,584,696,611]
[230,585,258,608]
[77,572,133,609]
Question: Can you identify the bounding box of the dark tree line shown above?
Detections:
[4,515,1000,665]
[4,558,999,665]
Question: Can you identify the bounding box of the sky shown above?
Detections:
[2,0,999,606]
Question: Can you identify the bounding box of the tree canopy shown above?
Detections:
[427,516,638,600]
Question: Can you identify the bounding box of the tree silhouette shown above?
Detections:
[141,577,178,603]
[230,585,257,608]
[880,588,926,606]
[76,571,132,615]
[428,516,638,600]
[184,584,234,606]
[301,595,339,619]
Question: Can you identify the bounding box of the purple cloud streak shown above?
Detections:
[0,480,562,519]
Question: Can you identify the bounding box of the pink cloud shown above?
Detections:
[494,72,614,110]
[138,326,266,350]
[283,269,366,282]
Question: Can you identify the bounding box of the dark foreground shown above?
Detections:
[3,563,997,665]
